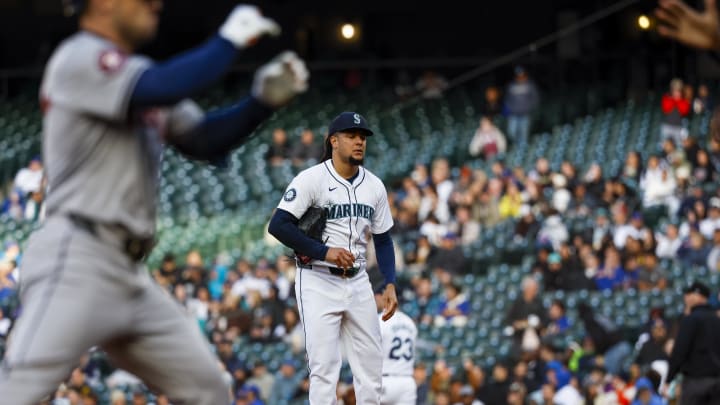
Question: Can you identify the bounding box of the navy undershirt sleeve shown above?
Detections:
[169,96,273,163]
[268,208,329,261]
[373,231,397,285]
[130,35,238,107]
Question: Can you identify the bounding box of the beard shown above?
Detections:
[348,156,364,166]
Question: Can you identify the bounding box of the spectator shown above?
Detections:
[468,116,507,160]
[268,359,303,403]
[528,157,552,190]
[543,252,566,292]
[514,205,541,241]
[483,85,503,118]
[594,246,625,291]
[428,232,467,276]
[458,384,482,405]
[433,280,470,327]
[245,362,274,403]
[621,151,644,183]
[612,208,646,250]
[13,156,44,196]
[700,197,720,239]
[635,319,670,368]
[506,277,546,352]
[640,156,678,215]
[693,83,713,115]
[265,128,291,167]
[478,362,511,405]
[273,307,304,353]
[499,181,523,219]
[290,128,323,167]
[451,205,481,246]
[537,209,569,251]
[473,184,502,228]
[637,255,667,292]
[1,190,24,220]
[504,66,540,141]
[655,223,682,259]
[543,299,570,339]
[577,302,632,375]
[236,384,263,405]
[707,228,720,272]
[154,253,180,286]
[661,78,690,145]
[24,189,46,222]
[407,276,441,326]
[0,260,17,301]
[692,149,717,185]
[566,183,594,220]
[592,208,612,251]
[677,229,711,267]
[109,389,126,405]
[583,162,606,201]
[430,157,453,224]
[631,376,664,405]
[550,174,572,214]
[415,70,448,99]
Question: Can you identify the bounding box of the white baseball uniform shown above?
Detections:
[277,159,393,405]
[379,310,417,405]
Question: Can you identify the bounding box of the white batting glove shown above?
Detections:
[219,5,280,49]
[252,51,309,107]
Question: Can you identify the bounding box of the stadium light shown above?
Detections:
[341,23,356,40]
[638,15,650,30]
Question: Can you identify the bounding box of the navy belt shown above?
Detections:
[299,263,360,278]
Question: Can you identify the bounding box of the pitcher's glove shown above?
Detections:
[295,206,327,265]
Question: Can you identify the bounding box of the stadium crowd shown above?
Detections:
[0,78,719,404]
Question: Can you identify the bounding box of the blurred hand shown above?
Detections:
[381,284,398,321]
[325,247,355,269]
[252,51,309,107]
[220,5,280,48]
[656,0,720,50]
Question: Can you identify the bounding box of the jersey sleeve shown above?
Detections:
[44,39,151,122]
[277,171,315,219]
[372,181,394,234]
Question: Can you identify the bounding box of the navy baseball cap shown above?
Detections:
[328,112,374,136]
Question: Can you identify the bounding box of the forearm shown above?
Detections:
[268,209,329,260]
[169,97,273,162]
[130,35,238,107]
[373,231,397,285]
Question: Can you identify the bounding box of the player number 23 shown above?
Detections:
[389,337,413,361]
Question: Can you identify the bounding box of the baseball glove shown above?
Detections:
[295,206,327,264]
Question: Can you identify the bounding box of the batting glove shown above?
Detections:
[252,51,309,107]
[220,5,280,49]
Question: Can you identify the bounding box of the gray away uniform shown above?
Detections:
[0,32,230,405]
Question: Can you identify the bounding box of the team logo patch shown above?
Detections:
[98,49,127,74]
[283,188,297,202]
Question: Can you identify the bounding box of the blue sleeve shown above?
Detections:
[169,96,273,164]
[373,231,397,285]
[130,35,238,107]
[458,300,471,315]
[268,209,329,261]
